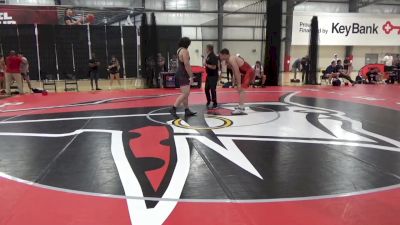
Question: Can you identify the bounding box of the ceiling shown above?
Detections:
[3,0,400,10]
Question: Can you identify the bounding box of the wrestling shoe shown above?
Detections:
[231,107,247,115]
[169,107,179,119]
[185,109,197,117]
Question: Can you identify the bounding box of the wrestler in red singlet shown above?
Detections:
[219,49,255,115]
[238,60,255,88]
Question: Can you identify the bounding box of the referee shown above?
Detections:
[204,44,219,109]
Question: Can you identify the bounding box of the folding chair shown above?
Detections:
[42,73,57,92]
[64,73,79,92]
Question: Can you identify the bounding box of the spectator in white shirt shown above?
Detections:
[382,53,393,67]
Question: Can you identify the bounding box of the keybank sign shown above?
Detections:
[292,12,400,46]
[332,23,379,36]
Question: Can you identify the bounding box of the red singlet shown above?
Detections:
[239,61,255,88]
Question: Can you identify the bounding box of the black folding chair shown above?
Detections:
[42,73,57,92]
[64,73,79,92]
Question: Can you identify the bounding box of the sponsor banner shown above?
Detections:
[292,12,400,46]
[0,5,58,24]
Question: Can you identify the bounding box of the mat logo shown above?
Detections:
[0,12,16,24]
[383,21,400,35]
[332,22,379,36]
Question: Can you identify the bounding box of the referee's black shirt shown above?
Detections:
[206,52,219,76]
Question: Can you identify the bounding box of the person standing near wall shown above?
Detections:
[5,50,23,95]
[19,53,33,91]
[157,53,166,88]
[169,54,178,73]
[89,53,101,91]
[301,56,310,83]
[169,37,197,118]
[382,53,394,74]
[219,48,255,115]
[204,44,219,109]
[382,53,393,67]
[108,55,121,89]
[292,58,301,80]
[332,54,340,63]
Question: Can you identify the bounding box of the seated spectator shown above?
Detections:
[324,60,356,86]
[323,60,338,84]
[335,59,356,86]
[355,73,364,84]
[366,67,383,84]
[252,61,266,87]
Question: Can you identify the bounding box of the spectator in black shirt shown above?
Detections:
[323,60,338,84]
[366,67,383,84]
[64,8,82,25]
[336,59,356,86]
[336,60,344,71]
[301,56,310,83]
[204,44,219,109]
[89,53,101,90]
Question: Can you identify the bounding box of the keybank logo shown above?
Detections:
[332,22,378,36]
[383,21,400,35]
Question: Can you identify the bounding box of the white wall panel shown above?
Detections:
[224,0,260,12]
[154,12,217,26]
[359,5,400,14]
[200,0,217,11]
[145,0,164,10]
[223,41,263,66]
[254,28,266,40]
[295,2,348,13]
[223,14,264,26]
[223,27,254,40]
[7,0,54,5]
[60,0,141,7]
[182,27,197,39]
[200,27,217,40]
[188,41,203,66]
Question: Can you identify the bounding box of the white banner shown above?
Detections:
[292,12,400,46]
